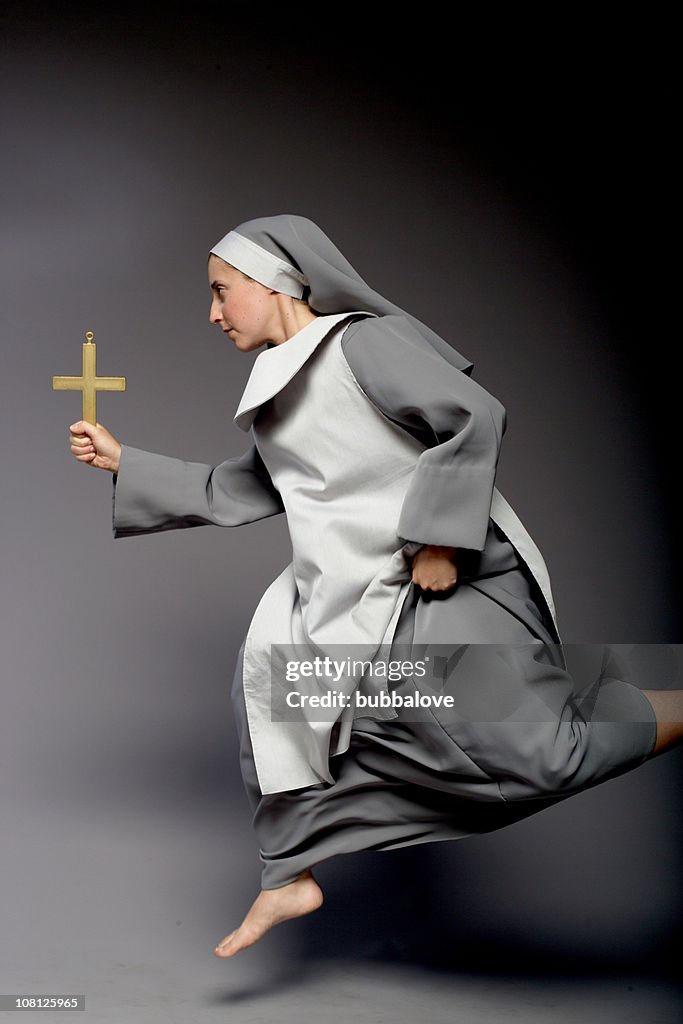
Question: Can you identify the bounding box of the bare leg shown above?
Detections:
[640,690,683,757]
[213,868,324,958]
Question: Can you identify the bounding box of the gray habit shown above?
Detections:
[111,311,658,890]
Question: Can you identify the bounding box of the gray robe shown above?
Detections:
[111,313,658,888]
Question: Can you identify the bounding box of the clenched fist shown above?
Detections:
[69,420,122,474]
[411,545,459,592]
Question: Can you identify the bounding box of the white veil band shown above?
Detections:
[210,230,309,299]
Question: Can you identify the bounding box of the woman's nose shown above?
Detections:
[209,301,221,325]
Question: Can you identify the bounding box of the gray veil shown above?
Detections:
[220,214,475,377]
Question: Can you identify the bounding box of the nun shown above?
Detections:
[68,214,682,959]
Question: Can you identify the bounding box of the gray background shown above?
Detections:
[2,6,680,1022]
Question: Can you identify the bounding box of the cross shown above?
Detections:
[52,331,126,425]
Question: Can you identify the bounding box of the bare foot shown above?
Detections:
[640,689,683,756]
[213,869,324,957]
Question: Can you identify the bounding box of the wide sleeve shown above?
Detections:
[341,316,506,552]
[111,442,285,539]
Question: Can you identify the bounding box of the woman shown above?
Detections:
[68,214,683,959]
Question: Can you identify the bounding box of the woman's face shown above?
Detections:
[208,254,278,352]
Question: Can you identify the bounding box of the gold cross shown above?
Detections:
[52,331,126,425]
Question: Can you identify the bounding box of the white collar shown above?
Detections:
[233,311,375,432]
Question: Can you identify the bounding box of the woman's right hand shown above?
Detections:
[69,420,122,474]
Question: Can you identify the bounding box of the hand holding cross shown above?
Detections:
[53,331,125,474]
